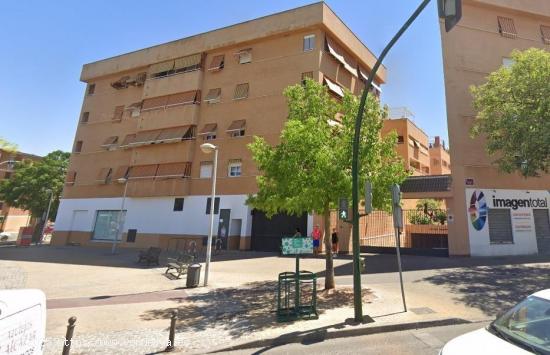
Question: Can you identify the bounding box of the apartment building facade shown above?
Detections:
[52,3,386,252]
[0,149,41,235]
[440,0,550,256]
[429,136,451,175]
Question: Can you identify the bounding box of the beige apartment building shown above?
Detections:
[0,149,41,236]
[429,136,451,175]
[440,0,550,256]
[52,2,386,252]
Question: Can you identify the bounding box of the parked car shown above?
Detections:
[441,289,550,355]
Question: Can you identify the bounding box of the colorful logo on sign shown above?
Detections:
[469,190,487,231]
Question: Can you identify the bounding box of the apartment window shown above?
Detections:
[488,208,514,244]
[204,133,216,141]
[113,105,124,122]
[227,120,246,137]
[92,210,125,241]
[87,83,95,95]
[497,16,517,39]
[303,34,315,52]
[74,141,83,153]
[66,171,77,185]
[234,83,249,100]
[540,25,550,45]
[173,198,184,211]
[228,160,242,177]
[208,55,225,71]
[96,167,113,184]
[206,197,220,215]
[237,49,252,64]
[301,71,314,85]
[205,88,221,104]
[397,136,404,144]
[198,123,217,141]
[81,112,89,124]
[502,57,515,68]
[433,158,440,166]
[200,162,213,178]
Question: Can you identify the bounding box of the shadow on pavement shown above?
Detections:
[140,281,374,339]
[419,264,550,316]
[0,245,278,269]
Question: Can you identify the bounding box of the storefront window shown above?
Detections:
[92,210,125,241]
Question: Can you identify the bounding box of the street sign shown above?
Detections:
[392,205,404,230]
[438,0,462,32]
[338,198,349,220]
[391,184,401,207]
[364,181,373,214]
[281,237,313,255]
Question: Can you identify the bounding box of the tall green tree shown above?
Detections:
[0,150,69,236]
[471,48,550,177]
[248,79,408,289]
[0,137,18,152]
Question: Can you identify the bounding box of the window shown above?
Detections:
[87,83,95,95]
[205,88,221,104]
[208,55,225,71]
[397,136,404,144]
[92,210,125,241]
[173,198,184,211]
[96,167,112,184]
[488,208,514,244]
[101,136,119,150]
[237,49,252,64]
[200,162,213,178]
[502,57,515,68]
[227,120,246,137]
[66,171,77,185]
[540,25,550,45]
[206,197,220,214]
[113,105,124,122]
[234,83,249,100]
[199,123,217,141]
[303,34,315,52]
[497,16,517,38]
[433,158,440,166]
[228,160,242,177]
[204,133,216,141]
[301,71,314,85]
[81,112,89,124]
[74,141,83,153]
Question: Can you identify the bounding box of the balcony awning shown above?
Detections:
[204,88,221,102]
[174,53,202,71]
[357,67,382,94]
[156,126,194,142]
[166,91,198,106]
[65,171,76,184]
[96,167,112,184]
[323,77,344,98]
[156,162,192,178]
[113,165,129,180]
[120,134,137,148]
[133,129,163,145]
[199,123,217,135]
[149,60,174,75]
[208,55,225,71]
[325,36,357,76]
[128,164,158,179]
[142,96,169,111]
[226,120,246,132]
[101,136,119,147]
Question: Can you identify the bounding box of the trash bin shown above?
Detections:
[186,263,202,288]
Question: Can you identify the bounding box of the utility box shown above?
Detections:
[186,264,202,288]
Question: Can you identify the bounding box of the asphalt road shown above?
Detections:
[225,321,490,355]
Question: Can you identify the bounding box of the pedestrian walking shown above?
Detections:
[331,228,339,257]
[311,225,321,256]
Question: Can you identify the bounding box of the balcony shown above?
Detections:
[143,69,202,99]
[137,104,199,131]
[126,178,190,197]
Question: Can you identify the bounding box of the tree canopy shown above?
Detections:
[470,48,550,177]
[0,150,69,220]
[0,137,18,152]
[248,79,408,288]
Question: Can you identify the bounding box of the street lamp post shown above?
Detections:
[350,0,462,322]
[112,177,128,255]
[40,189,53,245]
[200,143,218,287]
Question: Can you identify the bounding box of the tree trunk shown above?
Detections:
[323,207,335,290]
[32,218,45,243]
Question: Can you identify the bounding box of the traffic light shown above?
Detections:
[364,181,373,214]
[339,198,349,220]
[438,0,462,32]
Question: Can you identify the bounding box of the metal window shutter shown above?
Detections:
[488,209,513,243]
[497,17,517,38]
[234,83,249,99]
[534,209,550,254]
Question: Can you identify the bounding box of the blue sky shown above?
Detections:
[0,0,448,156]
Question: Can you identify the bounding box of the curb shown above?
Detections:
[209,317,474,353]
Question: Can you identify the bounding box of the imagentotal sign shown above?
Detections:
[466,188,550,256]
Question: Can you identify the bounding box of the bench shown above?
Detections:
[165,253,194,279]
[137,247,161,266]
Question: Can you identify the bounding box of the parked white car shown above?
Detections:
[441,289,550,355]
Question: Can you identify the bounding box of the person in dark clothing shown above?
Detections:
[331,228,339,256]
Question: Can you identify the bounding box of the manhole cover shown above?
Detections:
[410,307,435,315]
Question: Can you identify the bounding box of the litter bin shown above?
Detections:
[186,263,202,288]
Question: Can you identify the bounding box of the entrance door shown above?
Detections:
[217,209,230,250]
[251,210,307,252]
[534,209,550,254]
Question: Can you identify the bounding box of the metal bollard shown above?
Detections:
[165,310,177,352]
[62,316,77,355]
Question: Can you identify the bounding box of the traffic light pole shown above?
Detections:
[351,0,433,322]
